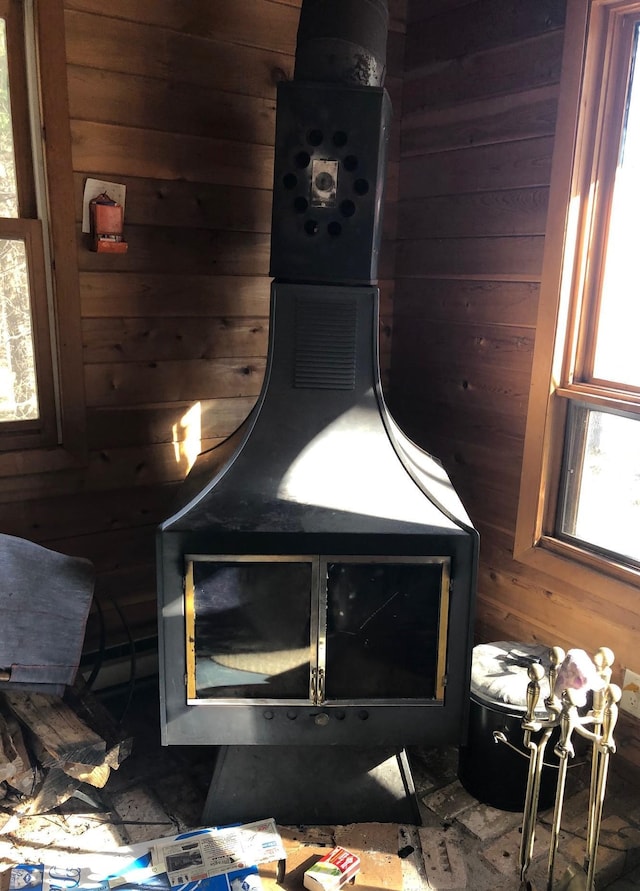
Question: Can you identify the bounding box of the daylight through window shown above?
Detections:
[553,3,640,571]
[516,0,640,587]
[0,0,58,444]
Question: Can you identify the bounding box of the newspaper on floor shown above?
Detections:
[8,861,262,891]
[149,819,286,887]
[6,819,285,891]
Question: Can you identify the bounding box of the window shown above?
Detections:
[0,0,55,443]
[516,0,640,589]
[0,0,85,458]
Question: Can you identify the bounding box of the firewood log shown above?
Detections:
[4,692,106,766]
[0,712,22,784]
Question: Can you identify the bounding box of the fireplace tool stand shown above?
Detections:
[497,646,621,891]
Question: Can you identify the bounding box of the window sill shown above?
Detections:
[513,533,640,612]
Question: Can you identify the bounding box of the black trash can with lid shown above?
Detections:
[458,641,560,812]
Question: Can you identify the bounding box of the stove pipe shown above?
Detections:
[294,0,389,86]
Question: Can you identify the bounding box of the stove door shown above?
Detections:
[185,553,450,706]
[321,556,450,702]
[186,556,318,702]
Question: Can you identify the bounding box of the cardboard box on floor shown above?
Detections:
[259,824,403,891]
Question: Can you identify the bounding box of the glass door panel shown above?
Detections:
[323,559,448,701]
[188,558,314,700]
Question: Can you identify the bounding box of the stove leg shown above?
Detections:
[201,745,422,827]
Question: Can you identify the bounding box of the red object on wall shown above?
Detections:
[90,192,128,253]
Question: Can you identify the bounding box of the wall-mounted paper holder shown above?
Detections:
[90,191,128,253]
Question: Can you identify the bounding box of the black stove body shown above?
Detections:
[156,0,478,819]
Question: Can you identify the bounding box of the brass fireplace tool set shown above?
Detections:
[510,646,621,891]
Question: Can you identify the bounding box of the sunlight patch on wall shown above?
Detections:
[172,402,202,473]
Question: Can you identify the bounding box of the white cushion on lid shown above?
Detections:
[470,641,552,710]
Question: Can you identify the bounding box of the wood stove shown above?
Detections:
[156,0,478,824]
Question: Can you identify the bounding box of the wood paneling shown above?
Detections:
[63,10,294,97]
[82,317,269,363]
[392,1,564,527]
[74,176,273,234]
[400,138,554,198]
[71,121,275,189]
[405,0,565,69]
[2,0,404,666]
[85,400,257,449]
[398,190,549,239]
[397,234,545,279]
[402,30,564,114]
[67,67,278,147]
[77,226,272,276]
[6,0,282,651]
[84,357,266,408]
[392,0,640,763]
[79,273,272,317]
[394,279,539,327]
[402,86,559,156]
[65,0,302,55]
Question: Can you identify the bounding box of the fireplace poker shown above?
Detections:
[518,659,558,882]
[511,647,620,891]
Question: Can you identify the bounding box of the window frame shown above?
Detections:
[2,0,35,215]
[0,0,86,466]
[0,216,55,441]
[515,0,640,596]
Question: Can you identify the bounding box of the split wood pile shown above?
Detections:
[0,683,132,815]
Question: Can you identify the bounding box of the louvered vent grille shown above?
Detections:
[294,297,357,389]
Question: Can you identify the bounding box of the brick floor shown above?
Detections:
[1,682,639,890]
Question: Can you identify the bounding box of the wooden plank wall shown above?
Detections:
[0,1,406,665]
[391,0,562,537]
[389,0,640,763]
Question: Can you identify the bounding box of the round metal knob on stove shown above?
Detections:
[315,171,335,193]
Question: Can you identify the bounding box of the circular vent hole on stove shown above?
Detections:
[294,196,309,213]
[304,219,319,235]
[307,128,324,146]
[340,199,356,217]
[354,178,370,195]
[283,173,297,189]
[344,155,358,171]
[327,221,342,236]
[295,151,311,168]
[333,130,348,147]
